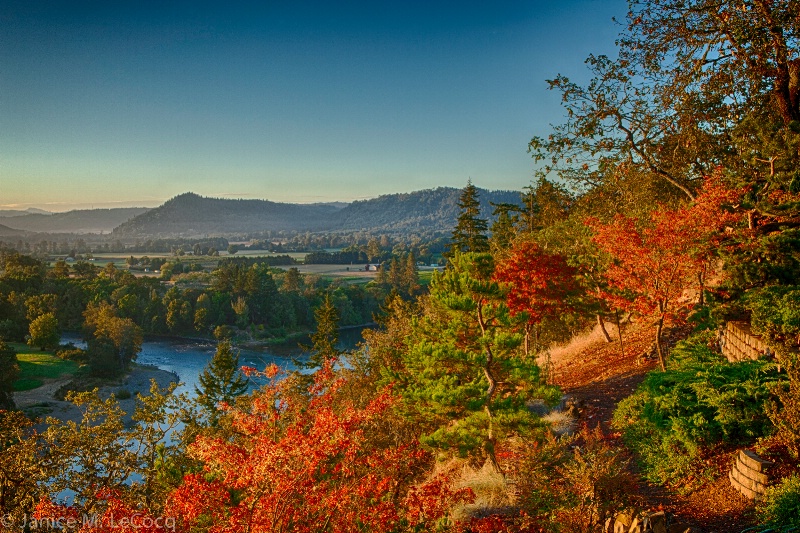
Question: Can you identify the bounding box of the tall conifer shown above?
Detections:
[448,181,489,256]
[300,293,341,371]
[196,341,249,424]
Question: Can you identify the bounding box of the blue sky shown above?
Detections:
[1,1,627,211]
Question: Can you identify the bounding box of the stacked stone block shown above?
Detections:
[719,321,771,363]
[729,449,772,501]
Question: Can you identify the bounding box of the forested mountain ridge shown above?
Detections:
[330,187,520,233]
[112,188,522,238]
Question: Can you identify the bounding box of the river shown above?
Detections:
[63,326,368,397]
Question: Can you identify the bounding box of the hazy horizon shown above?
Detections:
[0,184,515,213]
[2,1,626,212]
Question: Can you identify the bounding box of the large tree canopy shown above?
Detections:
[531,0,800,215]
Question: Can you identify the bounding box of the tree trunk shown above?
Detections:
[477,303,502,476]
[523,323,531,356]
[698,271,705,307]
[655,317,666,372]
[615,310,625,359]
[597,314,612,343]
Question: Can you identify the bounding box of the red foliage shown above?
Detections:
[166,363,472,533]
[586,173,740,321]
[33,491,172,533]
[455,513,548,533]
[585,173,741,368]
[493,241,579,325]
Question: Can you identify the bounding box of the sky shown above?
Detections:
[1,0,627,211]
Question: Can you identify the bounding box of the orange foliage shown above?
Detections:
[586,173,741,321]
[166,363,472,533]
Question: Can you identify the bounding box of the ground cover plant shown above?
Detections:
[613,332,781,485]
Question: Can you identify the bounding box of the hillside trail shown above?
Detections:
[548,321,755,533]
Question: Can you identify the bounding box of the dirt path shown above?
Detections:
[550,322,755,533]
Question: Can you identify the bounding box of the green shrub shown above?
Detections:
[746,287,800,457]
[115,388,132,400]
[613,332,781,485]
[755,475,800,529]
[747,285,800,340]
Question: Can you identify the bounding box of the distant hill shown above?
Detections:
[2,208,150,234]
[112,188,524,238]
[112,193,341,237]
[330,187,520,233]
[0,223,27,237]
[0,208,51,218]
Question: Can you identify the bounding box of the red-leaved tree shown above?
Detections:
[166,363,472,533]
[586,173,741,370]
[493,240,579,355]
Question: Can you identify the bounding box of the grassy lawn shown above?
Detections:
[11,344,79,391]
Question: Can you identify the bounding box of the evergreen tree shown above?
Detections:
[448,180,489,255]
[388,257,402,291]
[402,252,420,297]
[282,267,302,293]
[299,293,341,372]
[0,341,18,410]
[489,202,520,252]
[195,341,249,424]
[391,252,555,471]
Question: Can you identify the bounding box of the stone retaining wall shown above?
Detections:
[729,449,772,501]
[719,321,771,363]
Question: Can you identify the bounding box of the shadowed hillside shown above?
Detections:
[112,193,340,237]
[0,223,26,237]
[330,187,520,233]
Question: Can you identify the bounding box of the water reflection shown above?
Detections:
[62,326,368,397]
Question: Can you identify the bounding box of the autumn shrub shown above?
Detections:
[613,332,781,485]
[56,346,87,363]
[754,474,800,530]
[167,364,474,533]
[508,426,637,533]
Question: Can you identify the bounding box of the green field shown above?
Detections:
[11,344,79,391]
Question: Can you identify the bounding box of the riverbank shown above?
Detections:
[116,321,374,354]
[13,364,179,427]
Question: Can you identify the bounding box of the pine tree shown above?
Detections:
[401,252,420,297]
[393,252,553,471]
[195,341,249,424]
[300,293,341,371]
[489,202,520,252]
[448,180,489,256]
